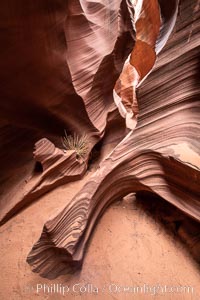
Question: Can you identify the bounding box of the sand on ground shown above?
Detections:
[0,165,200,300]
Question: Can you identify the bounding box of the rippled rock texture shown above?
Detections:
[0,0,199,278]
[0,0,133,223]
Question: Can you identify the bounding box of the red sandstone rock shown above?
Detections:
[0,0,199,279]
[26,0,200,277]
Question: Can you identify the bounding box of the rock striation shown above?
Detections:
[0,0,199,278]
[26,0,200,277]
[0,0,135,222]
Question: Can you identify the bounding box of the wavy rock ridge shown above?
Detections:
[0,0,179,224]
[26,0,200,277]
[0,0,135,223]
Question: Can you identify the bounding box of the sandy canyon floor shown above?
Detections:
[0,165,200,300]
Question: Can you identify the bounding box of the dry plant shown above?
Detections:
[61,130,88,159]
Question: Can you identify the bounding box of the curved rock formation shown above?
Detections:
[0,0,135,223]
[0,138,88,224]
[0,0,183,223]
[113,0,179,129]
[26,0,200,277]
[0,0,181,224]
[0,0,199,279]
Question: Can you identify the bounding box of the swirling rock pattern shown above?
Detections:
[0,0,135,222]
[0,138,88,225]
[27,0,200,277]
[0,0,180,223]
[113,0,179,129]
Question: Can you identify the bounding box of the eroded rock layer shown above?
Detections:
[0,0,135,223]
[0,0,180,224]
[0,138,89,224]
[27,0,200,277]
